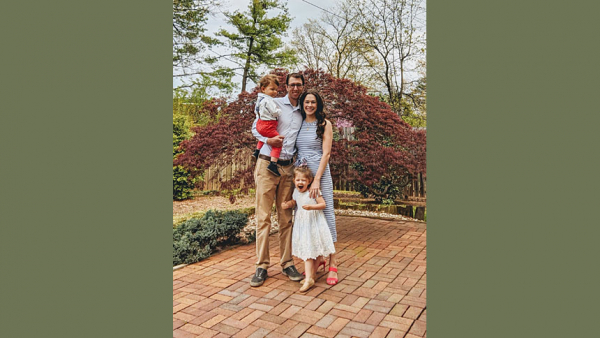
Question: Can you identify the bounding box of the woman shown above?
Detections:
[295,90,339,285]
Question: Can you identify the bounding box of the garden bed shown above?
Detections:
[173,191,426,226]
[335,198,426,220]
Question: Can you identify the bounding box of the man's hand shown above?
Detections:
[267,135,284,148]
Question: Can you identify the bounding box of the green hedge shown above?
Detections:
[173,113,195,200]
[173,165,195,201]
[173,209,249,266]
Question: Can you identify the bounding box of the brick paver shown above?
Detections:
[174,216,426,337]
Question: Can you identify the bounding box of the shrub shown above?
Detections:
[173,113,192,157]
[174,68,426,202]
[173,209,249,266]
[173,113,196,200]
[173,165,196,201]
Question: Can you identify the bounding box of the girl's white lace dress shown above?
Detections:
[291,189,336,260]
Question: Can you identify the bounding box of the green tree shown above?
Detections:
[173,0,217,72]
[348,0,426,116]
[217,0,297,92]
[173,113,192,157]
[403,75,426,127]
[173,76,232,126]
[173,113,196,200]
[173,0,236,96]
[290,3,380,90]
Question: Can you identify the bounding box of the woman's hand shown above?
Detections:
[309,180,320,199]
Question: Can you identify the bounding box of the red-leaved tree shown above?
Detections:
[174,68,426,202]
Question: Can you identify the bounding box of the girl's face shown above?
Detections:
[294,173,312,193]
[303,94,318,117]
[262,83,278,97]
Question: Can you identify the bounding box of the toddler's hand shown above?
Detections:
[302,205,313,210]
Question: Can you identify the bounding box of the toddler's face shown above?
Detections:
[294,173,311,193]
[262,83,278,97]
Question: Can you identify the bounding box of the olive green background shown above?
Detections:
[1,0,599,337]
[0,1,173,337]
[427,0,600,337]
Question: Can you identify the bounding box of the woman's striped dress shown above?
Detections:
[295,120,337,242]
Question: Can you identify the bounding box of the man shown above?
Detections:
[250,72,305,287]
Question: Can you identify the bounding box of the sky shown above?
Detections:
[173,0,426,92]
[173,0,319,90]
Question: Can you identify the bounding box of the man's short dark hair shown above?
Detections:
[286,72,305,85]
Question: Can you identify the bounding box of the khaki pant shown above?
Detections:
[254,158,294,270]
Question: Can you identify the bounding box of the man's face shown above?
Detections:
[286,77,304,101]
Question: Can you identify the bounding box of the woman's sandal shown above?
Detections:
[326,267,338,285]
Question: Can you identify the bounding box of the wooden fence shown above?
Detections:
[201,156,253,191]
[333,172,426,201]
[200,127,426,201]
[201,161,426,201]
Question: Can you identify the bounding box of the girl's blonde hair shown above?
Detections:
[293,165,313,181]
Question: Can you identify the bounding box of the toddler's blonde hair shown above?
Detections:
[259,74,279,90]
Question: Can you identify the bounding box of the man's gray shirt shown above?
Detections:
[252,94,303,160]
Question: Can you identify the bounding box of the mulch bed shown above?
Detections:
[174,193,424,225]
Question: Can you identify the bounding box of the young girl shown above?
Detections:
[281,164,335,292]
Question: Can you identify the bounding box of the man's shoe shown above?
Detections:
[250,268,268,287]
[267,162,281,177]
[282,265,304,281]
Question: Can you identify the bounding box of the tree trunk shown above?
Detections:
[241,36,254,93]
[414,207,425,220]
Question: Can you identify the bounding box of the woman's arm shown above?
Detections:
[303,196,326,210]
[309,120,333,199]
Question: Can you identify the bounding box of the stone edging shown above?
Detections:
[173,264,187,271]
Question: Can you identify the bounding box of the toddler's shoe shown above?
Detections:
[252,149,260,159]
[267,161,281,177]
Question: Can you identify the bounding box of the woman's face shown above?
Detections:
[303,94,318,117]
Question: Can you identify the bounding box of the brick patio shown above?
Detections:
[173,215,427,338]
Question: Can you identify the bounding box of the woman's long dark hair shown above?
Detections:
[299,90,327,140]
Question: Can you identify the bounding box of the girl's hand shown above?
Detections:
[309,181,320,199]
[282,200,296,210]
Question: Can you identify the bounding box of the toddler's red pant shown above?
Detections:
[256,119,281,158]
